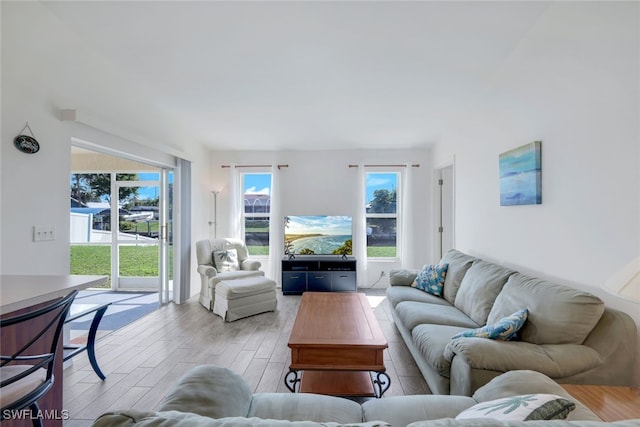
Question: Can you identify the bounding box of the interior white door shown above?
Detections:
[438,165,454,258]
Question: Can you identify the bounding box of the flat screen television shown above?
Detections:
[284,215,352,256]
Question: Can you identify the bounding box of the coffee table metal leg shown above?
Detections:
[371,371,391,398]
[284,369,301,393]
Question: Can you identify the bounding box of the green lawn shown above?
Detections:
[72,244,393,288]
[367,246,396,257]
[247,246,269,256]
[70,244,173,288]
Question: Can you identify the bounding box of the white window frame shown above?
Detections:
[241,171,272,258]
[365,170,401,260]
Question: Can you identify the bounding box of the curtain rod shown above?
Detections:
[221,164,289,169]
[348,164,420,168]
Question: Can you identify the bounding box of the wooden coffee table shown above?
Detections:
[285,292,390,398]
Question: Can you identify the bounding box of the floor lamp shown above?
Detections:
[209,190,219,238]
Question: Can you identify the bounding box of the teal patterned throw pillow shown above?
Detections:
[455,394,576,421]
[412,262,448,297]
[452,308,528,341]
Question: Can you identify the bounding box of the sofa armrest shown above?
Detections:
[241,259,261,271]
[198,265,218,278]
[444,338,603,378]
[390,269,420,286]
[158,365,253,419]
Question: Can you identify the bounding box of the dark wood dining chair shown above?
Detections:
[0,290,78,427]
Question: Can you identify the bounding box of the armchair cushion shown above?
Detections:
[213,249,240,271]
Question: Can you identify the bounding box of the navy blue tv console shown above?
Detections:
[281,256,357,295]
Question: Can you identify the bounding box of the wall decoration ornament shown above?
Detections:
[14,122,40,154]
[499,141,541,206]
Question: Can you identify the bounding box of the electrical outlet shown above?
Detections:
[380,270,385,277]
[33,226,56,242]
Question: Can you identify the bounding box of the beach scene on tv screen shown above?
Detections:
[284,215,352,255]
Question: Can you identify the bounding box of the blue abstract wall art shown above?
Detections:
[499,141,542,206]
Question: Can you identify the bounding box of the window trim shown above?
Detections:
[241,171,272,258]
[365,170,402,260]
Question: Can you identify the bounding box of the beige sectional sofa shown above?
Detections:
[388,250,638,396]
[93,365,640,427]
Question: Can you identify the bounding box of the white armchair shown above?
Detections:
[196,238,265,310]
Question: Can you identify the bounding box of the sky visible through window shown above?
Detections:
[242,173,396,199]
[366,173,397,202]
[244,174,271,195]
[134,173,173,200]
[70,172,172,202]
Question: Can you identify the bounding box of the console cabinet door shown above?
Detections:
[332,272,357,292]
[283,272,307,294]
[307,272,331,292]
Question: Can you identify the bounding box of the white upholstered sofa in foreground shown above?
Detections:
[92,365,640,427]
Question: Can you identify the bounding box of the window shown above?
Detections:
[243,173,272,256]
[365,172,399,258]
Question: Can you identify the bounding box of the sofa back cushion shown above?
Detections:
[487,273,604,345]
[158,365,253,419]
[454,260,514,325]
[249,393,364,424]
[441,250,476,305]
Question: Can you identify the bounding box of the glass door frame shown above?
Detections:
[112,172,172,304]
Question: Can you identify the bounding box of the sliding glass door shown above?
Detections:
[114,172,173,303]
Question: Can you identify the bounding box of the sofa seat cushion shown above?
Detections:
[216,277,276,299]
[213,270,264,283]
[362,395,476,427]
[396,301,480,331]
[454,260,514,325]
[412,324,471,377]
[248,393,364,424]
[487,274,605,345]
[387,286,452,309]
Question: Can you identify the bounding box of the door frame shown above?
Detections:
[71,140,178,304]
[434,161,455,260]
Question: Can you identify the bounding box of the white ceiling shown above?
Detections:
[43,1,550,151]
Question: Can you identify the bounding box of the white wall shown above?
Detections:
[1,2,208,298]
[432,2,640,384]
[207,149,432,286]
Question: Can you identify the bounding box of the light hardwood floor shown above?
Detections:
[63,290,429,426]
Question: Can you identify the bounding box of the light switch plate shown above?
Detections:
[34,226,56,242]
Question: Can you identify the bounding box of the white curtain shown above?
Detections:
[229,164,242,240]
[400,164,415,269]
[268,165,282,281]
[354,164,368,288]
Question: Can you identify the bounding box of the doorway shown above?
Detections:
[70,147,174,304]
[436,164,454,259]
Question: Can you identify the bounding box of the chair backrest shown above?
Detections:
[1,290,78,411]
[196,238,250,266]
